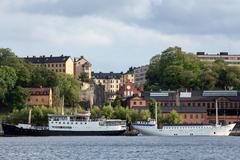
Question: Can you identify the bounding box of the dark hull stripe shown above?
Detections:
[2,123,126,136]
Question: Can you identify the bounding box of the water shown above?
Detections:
[0,136,239,160]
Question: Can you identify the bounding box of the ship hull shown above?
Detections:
[132,123,236,136]
[2,123,126,136]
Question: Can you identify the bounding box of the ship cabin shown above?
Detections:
[48,111,91,123]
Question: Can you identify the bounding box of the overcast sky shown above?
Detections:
[1,0,240,72]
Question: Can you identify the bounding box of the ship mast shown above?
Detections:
[215,99,219,126]
[28,108,32,125]
[155,102,158,128]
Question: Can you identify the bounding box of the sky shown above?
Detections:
[1,0,240,72]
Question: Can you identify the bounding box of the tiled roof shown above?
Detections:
[25,88,51,96]
[92,72,122,79]
[23,55,71,64]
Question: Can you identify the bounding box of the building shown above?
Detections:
[119,81,142,98]
[196,52,240,66]
[133,65,149,88]
[121,67,135,85]
[126,95,148,110]
[92,72,122,101]
[160,106,208,124]
[74,56,92,79]
[143,90,240,124]
[26,87,53,107]
[24,55,74,75]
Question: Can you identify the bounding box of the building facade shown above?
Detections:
[74,56,92,79]
[121,67,135,85]
[133,65,149,88]
[26,87,53,107]
[196,52,240,66]
[92,72,122,101]
[24,55,74,75]
[119,81,142,98]
[143,90,240,124]
[126,95,148,110]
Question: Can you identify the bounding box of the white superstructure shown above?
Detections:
[48,112,126,132]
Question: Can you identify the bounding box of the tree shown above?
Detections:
[146,46,203,90]
[113,106,126,119]
[102,105,114,119]
[164,110,183,124]
[91,106,102,119]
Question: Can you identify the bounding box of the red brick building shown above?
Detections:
[119,81,142,98]
[160,106,208,124]
[143,90,240,124]
[126,95,148,110]
[26,88,53,107]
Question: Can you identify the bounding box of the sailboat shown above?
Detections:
[132,100,236,136]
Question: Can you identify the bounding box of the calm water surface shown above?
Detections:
[0,136,239,160]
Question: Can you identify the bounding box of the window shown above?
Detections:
[184,114,187,119]
[56,69,58,72]
[28,98,30,102]
[140,101,143,105]
[196,114,198,119]
[59,64,61,67]
[56,64,58,67]
[190,114,193,119]
[41,98,44,102]
[59,69,61,72]
[133,102,137,105]
[63,64,65,67]
[48,64,50,67]
[63,69,65,72]
[52,64,54,67]
[36,98,38,102]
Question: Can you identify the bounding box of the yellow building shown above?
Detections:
[74,56,92,79]
[24,55,74,75]
[196,52,240,66]
[93,72,122,101]
[121,67,135,85]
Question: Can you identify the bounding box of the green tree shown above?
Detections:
[164,110,183,124]
[113,106,126,119]
[102,105,114,119]
[91,106,102,119]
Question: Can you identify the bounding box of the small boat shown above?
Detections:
[2,111,126,136]
[132,100,236,136]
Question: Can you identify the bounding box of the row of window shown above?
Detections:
[51,121,87,125]
[133,101,144,105]
[52,69,65,72]
[183,114,204,119]
[28,98,45,102]
[160,102,240,109]
[98,79,119,83]
[36,63,66,67]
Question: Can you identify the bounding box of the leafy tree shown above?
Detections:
[91,106,102,119]
[102,105,114,119]
[164,110,183,124]
[113,106,126,119]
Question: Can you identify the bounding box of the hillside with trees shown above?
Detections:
[145,47,240,91]
[0,48,80,112]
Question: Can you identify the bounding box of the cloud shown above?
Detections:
[0,0,240,71]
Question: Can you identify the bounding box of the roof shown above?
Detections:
[92,72,122,79]
[161,106,207,113]
[24,55,71,64]
[143,90,240,101]
[25,88,51,96]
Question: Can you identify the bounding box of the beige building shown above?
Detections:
[134,65,149,87]
[196,52,240,66]
[74,56,92,79]
[93,72,122,101]
[24,55,74,75]
[121,67,135,85]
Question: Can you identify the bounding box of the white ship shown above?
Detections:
[2,111,127,136]
[132,100,236,136]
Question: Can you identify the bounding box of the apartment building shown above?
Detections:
[74,56,92,79]
[133,65,149,88]
[121,67,135,85]
[196,52,240,66]
[92,72,122,101]
[24,55,74,75]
